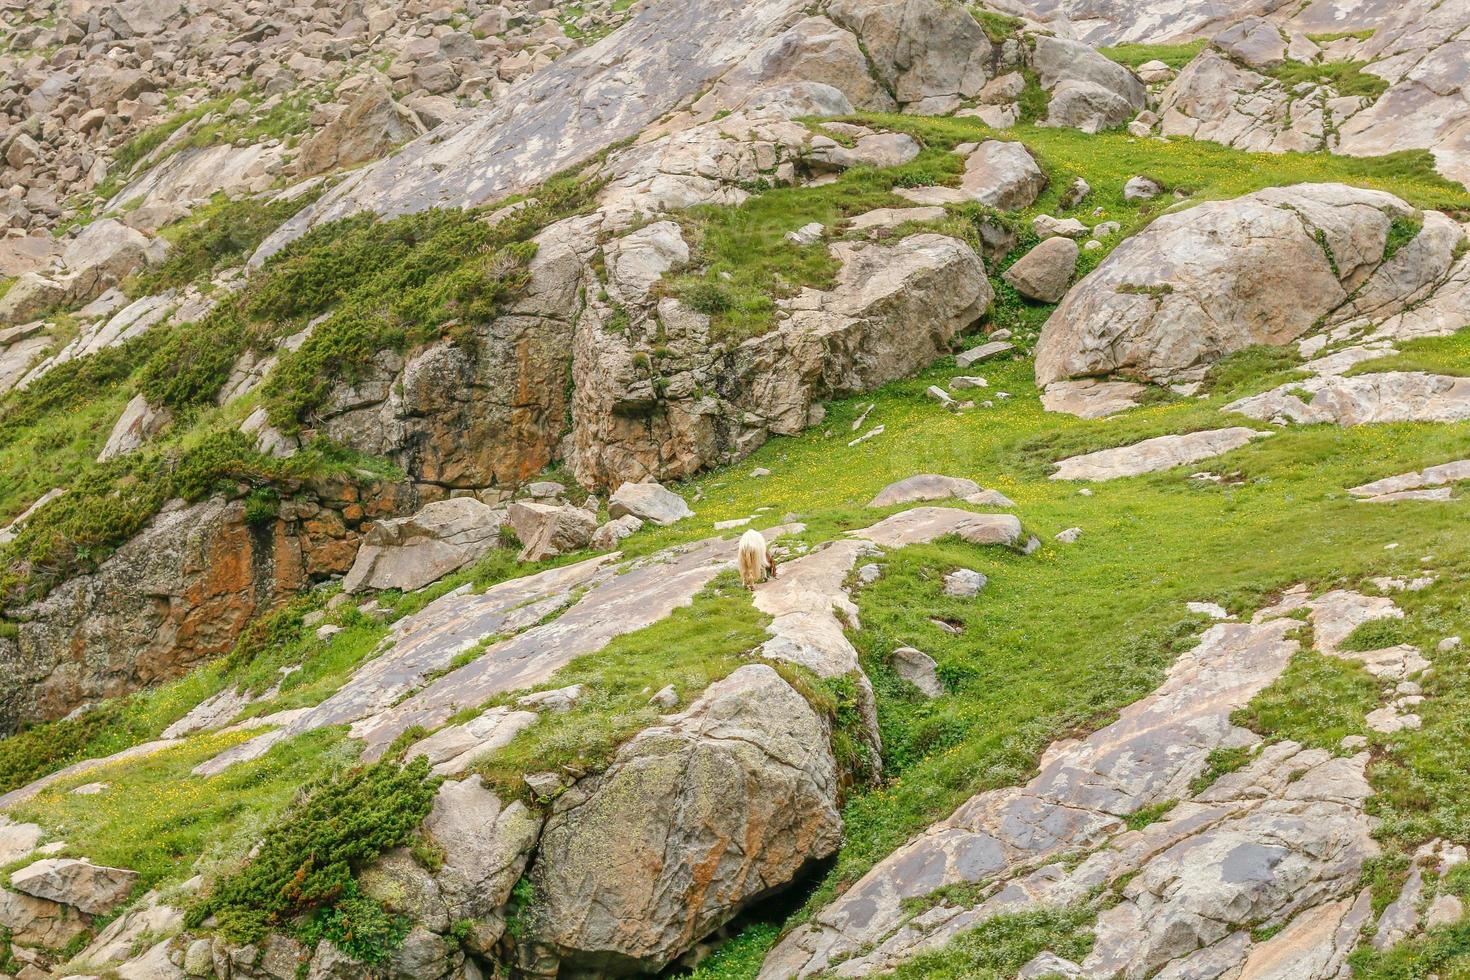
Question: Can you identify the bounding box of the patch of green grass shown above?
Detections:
[10,726,357,891]
[1098,40,1207,69]
[1232,650,1380,750]
[1306,29,1375,44]
[0,663,228,795]
[1125,798,1178,831]
[1347,329,1470,378]
[968,8,1025,44]
[1340,617,1411,652]
[885,904,1095,979]
[474,571,771,803]
[1361,580,1470,847]
[1383,216,1423,262]
[684,922,782,980]
[1268,59,1389,100]
[1204,344,1306,399]
[127,191,321,296]
[1190,746,1254,796]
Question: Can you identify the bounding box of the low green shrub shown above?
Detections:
[189,754,439,943]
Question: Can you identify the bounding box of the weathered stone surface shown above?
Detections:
[1051,428,1270,481]
[868,474,982,508]
[1225,372,1470,426]
[1214,17,1289,70]
[296,81,426,178]
[1035,184,1423,385]
[607,482,694,525]
[590,514,644,550]
[959,140,1047,211]
[1003,236,1078,303]
[342,498,505,594]
[11,858,139,915]
[529,664,841,974]
[1,484,400,731]
[507,501,598,561]
[761,618,1303,977]
[572,232,990,488]
[1041,379,1145,419]
[892,646,944,697]
[404,708,539,776]
[96,394,171,462]
[1348,458,1470,500]
[0,887,89,948]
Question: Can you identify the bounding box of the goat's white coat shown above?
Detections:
[737,529,776,588]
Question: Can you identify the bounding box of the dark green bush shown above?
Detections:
[298,885,410,964]
[189,755,439,943]
[129,192,320,298]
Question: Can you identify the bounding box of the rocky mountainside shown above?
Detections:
[3,0,1470,977]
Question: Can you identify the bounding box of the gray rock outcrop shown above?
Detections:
[527,664,841,974]
[342,498,505,594]
[1034,184,1448,385]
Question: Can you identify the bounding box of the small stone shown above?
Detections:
[184,937,213,976]
[752,467,771,477]
[1340,734,1368,750]
[523,772,564,800]
[942,569,988,598]
[951,376,989,389]
[1056,527,1083,543]
[955,340,1014,367]
[650,685,680,709]
[70,782,108,795]
[1439,636,1462,652]
[1018,952,1083,980]
[927,384,957,407]
[1031,214,1089,239]
[1078,488,1093,497]
[856,563,881,585]
[1426,894,1464,929]
[517,684,586,713]
[785,221,825,245]
[892,647,944,697]
[1124,175,1162,201]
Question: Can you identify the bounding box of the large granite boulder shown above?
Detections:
[960,140,1048,210]
[607,482,694,525]
[342,498,505,593]
[1035,183,1429,385]
[507,501,598,561]
[296,80,427,178]
[528,664,841,974]
[11,857,139,915]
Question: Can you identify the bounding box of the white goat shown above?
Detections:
[737,529,778,589]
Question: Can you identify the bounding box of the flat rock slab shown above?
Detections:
[1041,379,1145,419]
[1349,458,1470,499]
[956,340,1015,368]
[868,474,982,508]
[855,508,1023,548]
[1051,427,1269,481]
[350,526,799,761]
[194,555,619,775]
[760,617,1303,977]
[1225,372,1470,426]
[11,858,139,915]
